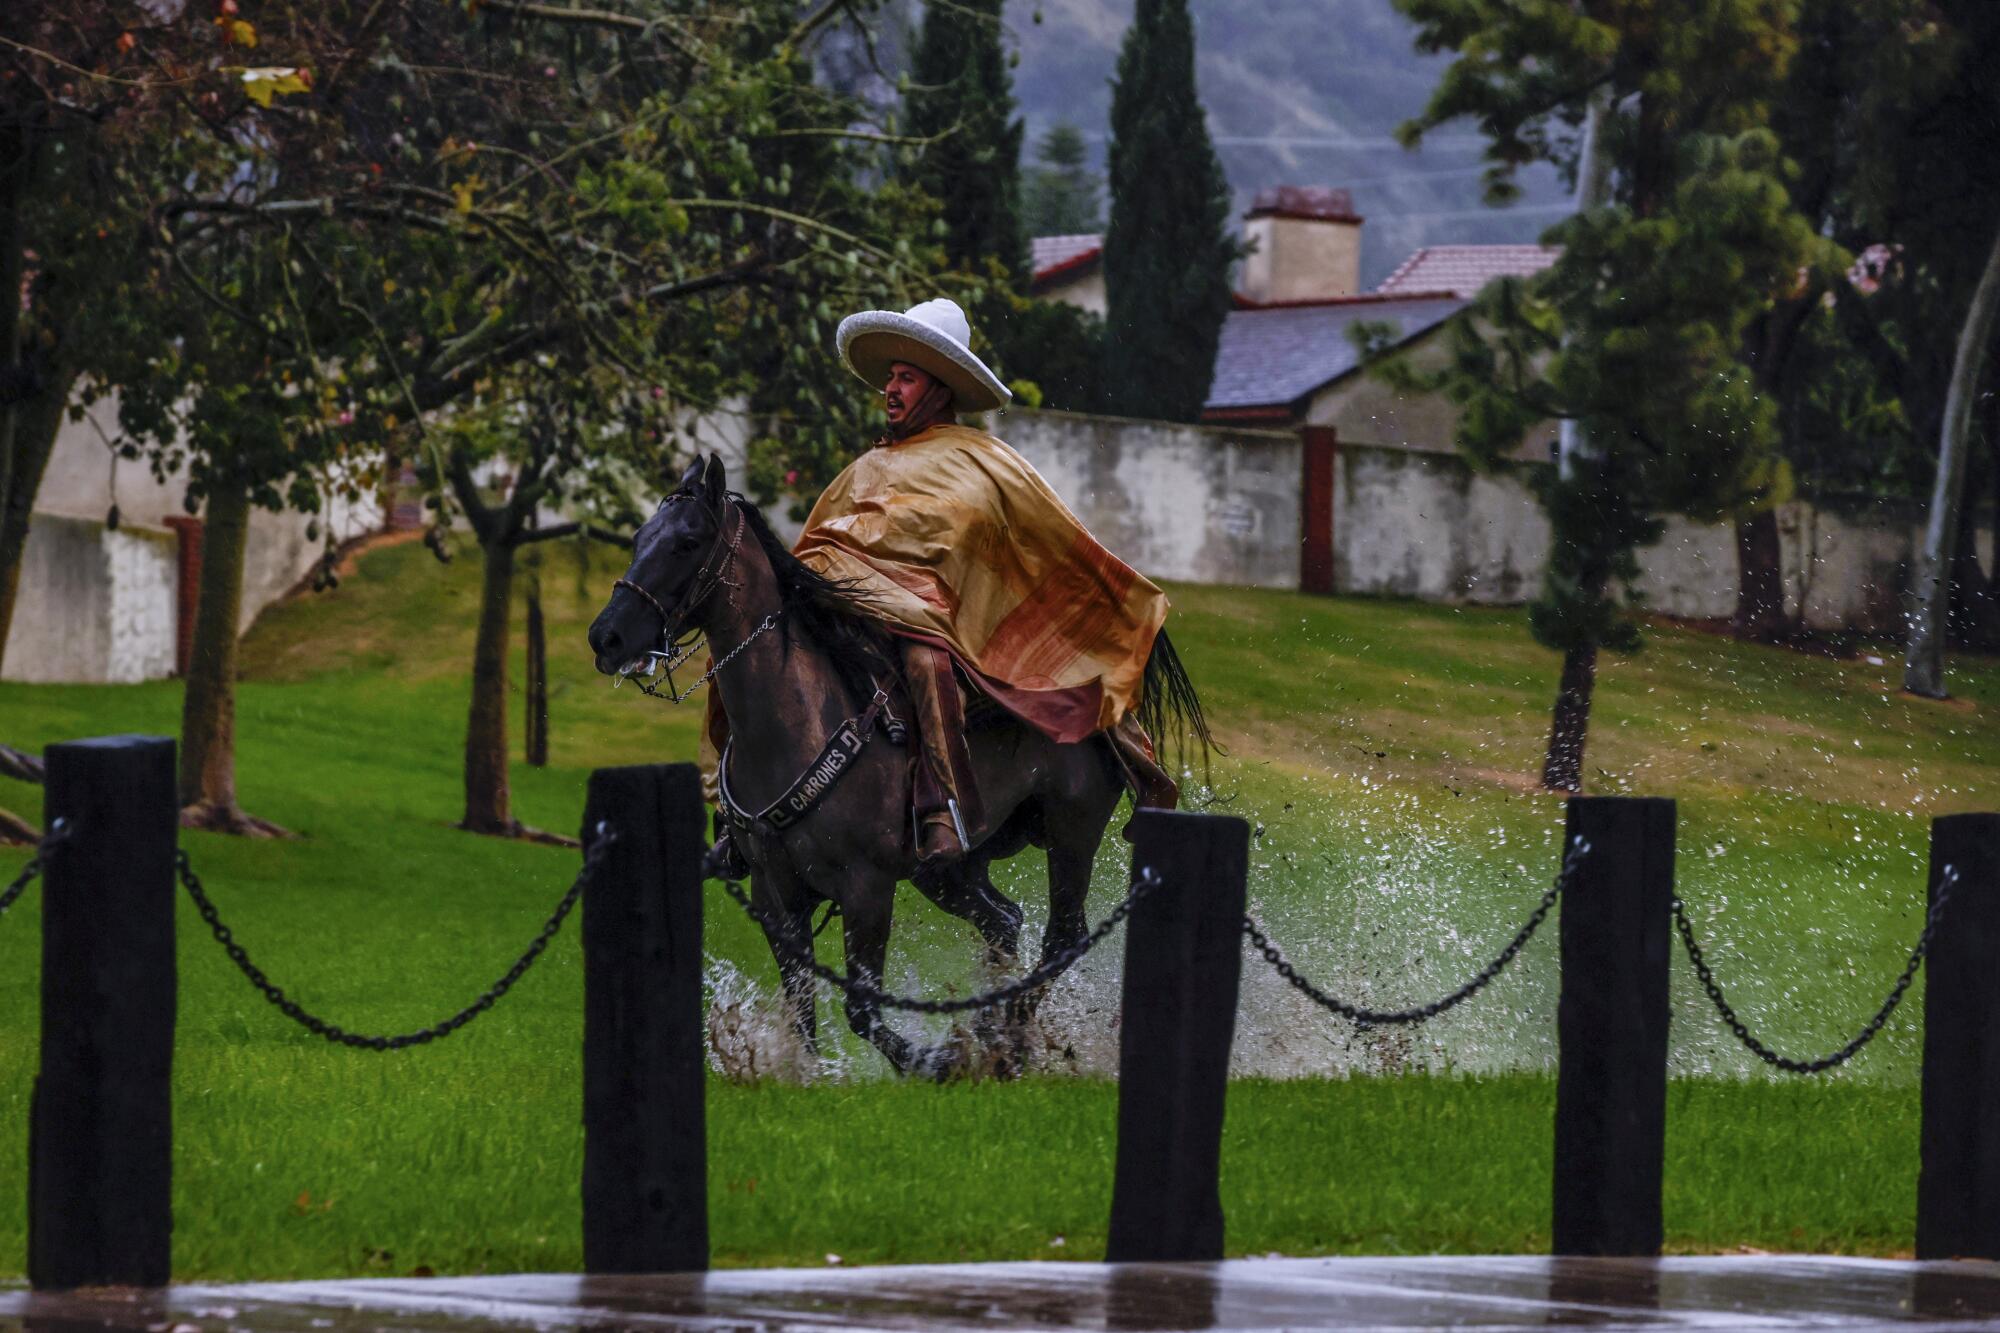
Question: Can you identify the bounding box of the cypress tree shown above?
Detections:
[1102,0,1235,422]
[906,0,1029,285]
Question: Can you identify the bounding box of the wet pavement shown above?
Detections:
[8,1255,2000,1331]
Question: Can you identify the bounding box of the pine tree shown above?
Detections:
[906,0,1029,285]
[1102,0,1235,422]
[1389,0,1816,790]
[1024,123,1102,235]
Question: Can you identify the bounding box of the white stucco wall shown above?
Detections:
[998,408,1301,588]
[103,526,177,683]
[1331,442,1975,634]
[13,389,384,682]
[991,409,1969,635]
[4,514,177,684]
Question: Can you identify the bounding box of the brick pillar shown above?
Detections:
[1300,426,1338,595]
[162,516,203,678]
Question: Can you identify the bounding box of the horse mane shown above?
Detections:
[732,496,900,706]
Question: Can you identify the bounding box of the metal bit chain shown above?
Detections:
[623,612,782,703]
[176,829,615,1050]
[1241,837,1592,1027]
[0,818,69,919]
[720,865,1159,1013]
[1672,864,1957,1074]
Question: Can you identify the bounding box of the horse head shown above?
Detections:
[587,452,732,676]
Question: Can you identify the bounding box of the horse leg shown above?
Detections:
[768,907,820,1055]
[835,883,933,1076]
[749,872,820,1055]
[911,852,1024,965]
[1040,767,1120,966]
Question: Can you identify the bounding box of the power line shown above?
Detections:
[1056,127,1492,152]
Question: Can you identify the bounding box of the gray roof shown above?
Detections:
[1203,296,1466,413]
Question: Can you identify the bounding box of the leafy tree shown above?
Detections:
[142,0,950,837]
[989,295,1106,414]
[0,5,239,682]
[1101,0,1235,423]
[1723,0,1941,643]
[1024,123,1102,235]
[2,3,339,836]
[906,0,1029,285]
[1388,0,1816,790]
[111,200,383,834]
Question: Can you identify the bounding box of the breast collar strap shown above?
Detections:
[718,687,907,839]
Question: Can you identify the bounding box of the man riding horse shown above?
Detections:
[702,297,1178,876]
[589,296,1201,1073]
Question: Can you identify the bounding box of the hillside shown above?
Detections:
[824,0,1573,286]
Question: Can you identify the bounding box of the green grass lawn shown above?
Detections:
[2,534,1993,1277]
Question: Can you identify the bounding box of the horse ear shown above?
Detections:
[673,455,705,496]
[701,452,727,507]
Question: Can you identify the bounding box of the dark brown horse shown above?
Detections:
[587,455,1207,1074]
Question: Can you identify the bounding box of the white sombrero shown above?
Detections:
[836,297,1012,413]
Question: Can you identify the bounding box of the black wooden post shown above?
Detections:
[1106,808,1249,1263]
[581,762,709,1273]
[1916,812,2000,1259]
[30,735,178,1290]
[1552,795,1675,1257]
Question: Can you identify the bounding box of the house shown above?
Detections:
[1029,233,1105,315]
[1201,186,1558,459]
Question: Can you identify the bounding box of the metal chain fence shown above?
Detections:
[0,817,69,920]
[719,865,1160,1013]
[1671,864,1958,1074]
[1240,837,1593,1027]
[176,828,615,1050]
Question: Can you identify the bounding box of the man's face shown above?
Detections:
[883,361,936,427]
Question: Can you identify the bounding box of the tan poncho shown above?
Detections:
[793,423,1167,742]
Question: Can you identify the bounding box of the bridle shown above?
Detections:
[612,488,908,841]
[612,492,783,703]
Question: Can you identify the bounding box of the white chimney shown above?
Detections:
[1238,186,1363,305]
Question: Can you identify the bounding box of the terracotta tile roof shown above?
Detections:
[1202,294,1465,416]
[1375,244,1561,299]
[1030,234,1103,287]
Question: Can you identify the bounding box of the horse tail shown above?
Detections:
[1137,627,1216,778]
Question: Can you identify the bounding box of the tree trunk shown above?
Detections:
[0,121,27,587]
[179,485,286,835]
[1541,641,1599,792]
[462,536,517,834]
[1906,217,2000,697]
[0,372,70,677]
[1733,508,1789,642]
[524,570,548,768]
